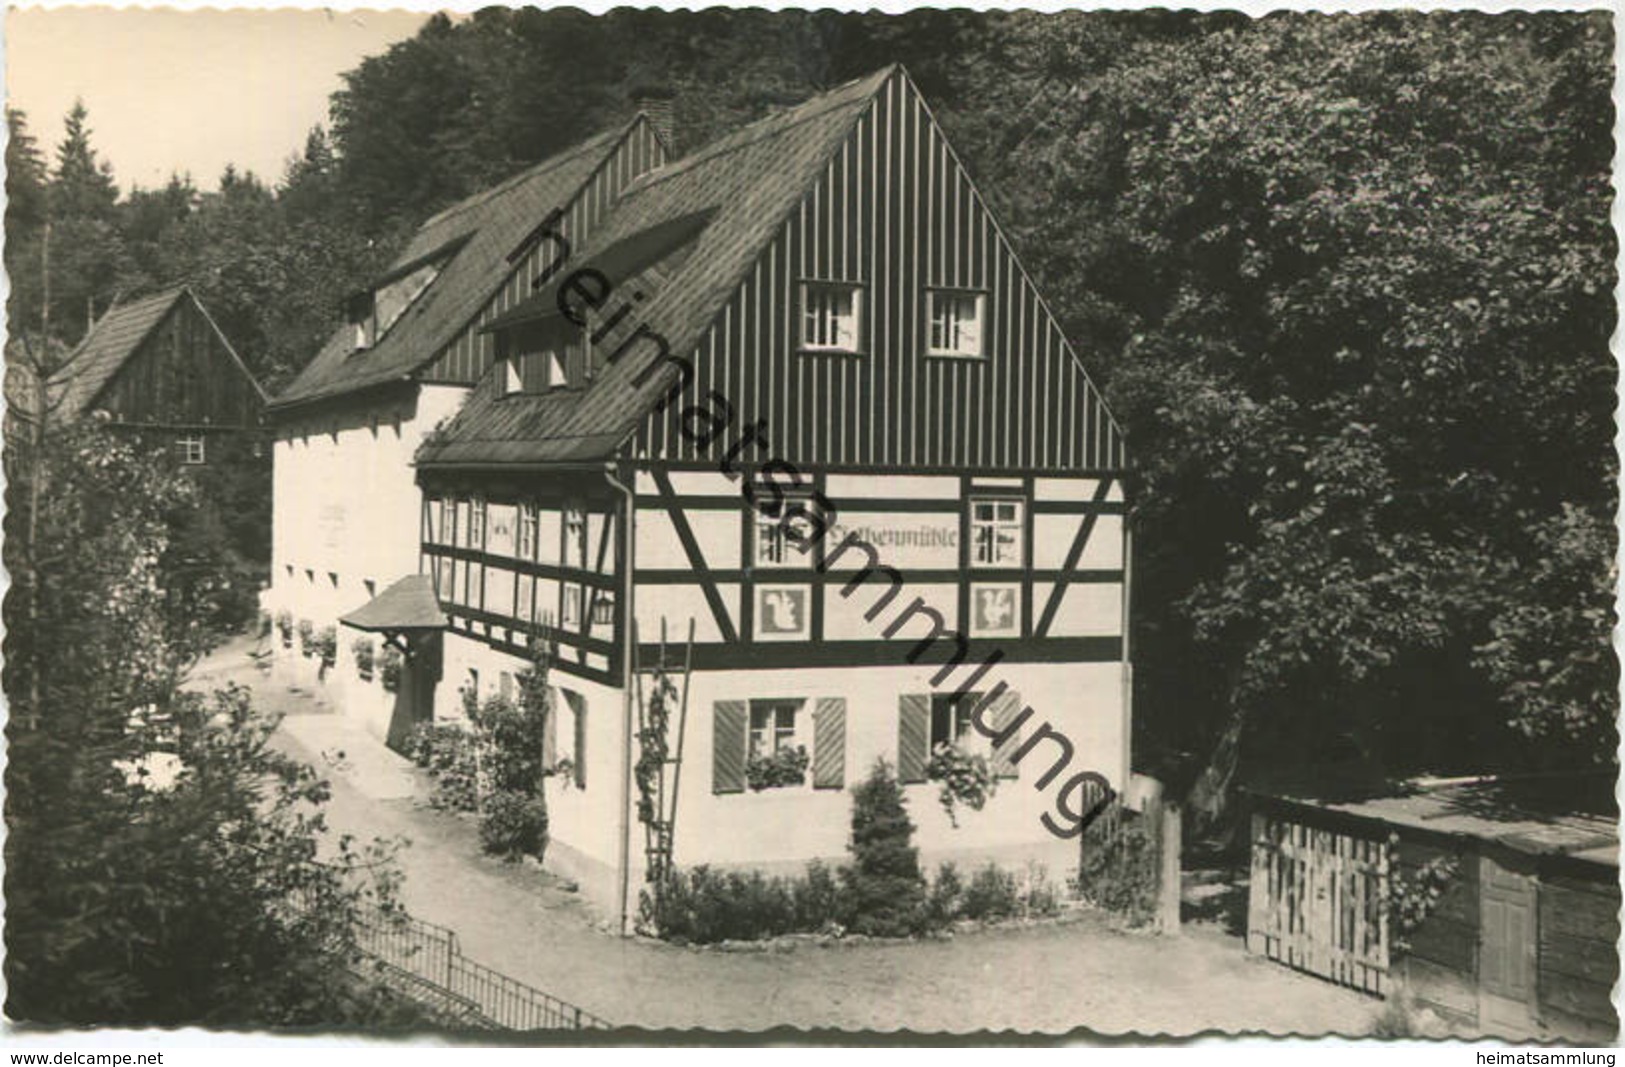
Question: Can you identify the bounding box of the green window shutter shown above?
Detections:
[897,694,930,784]
[991,689,1022,779]
[813,697,846,790]
[713,700,747,794]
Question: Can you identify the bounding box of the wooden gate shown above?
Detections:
[1247,813,1391,995]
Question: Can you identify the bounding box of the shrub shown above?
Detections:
[793,859,843,932]
[927,862,964,926]
[379,645,404,693]
[257,611,273,638]
[469,693,545,796]
[1021,862,1061,918]
[313,626,338,668]
[746,744,809,791]
[352,637,376,681]
[404,723,480,813]
[961,863,1021,921]
[1074,809,1161,927]
[478,791,549,860]
[296,618,315,657]
[275,610,294,647]
[639,865,803,944]
[840,758,927,937]
[925,742,997,827]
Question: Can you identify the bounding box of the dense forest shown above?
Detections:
[6,8,1615,824]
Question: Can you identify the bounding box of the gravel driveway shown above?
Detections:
[200,641,1380,1036]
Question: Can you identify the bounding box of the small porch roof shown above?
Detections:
[339,574,448,633]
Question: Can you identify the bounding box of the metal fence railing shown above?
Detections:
[351,908,612,1031]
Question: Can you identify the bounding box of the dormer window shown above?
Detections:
[501,358,523,396]
[542,350,569,390]
[799,281,863,354]
[926,289,986,358]
[348,257,445,352]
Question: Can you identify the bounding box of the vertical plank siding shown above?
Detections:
[641,71,1123,474]
[1248,811,1391,996]
[424,120,667,385]
[99,299,261,429]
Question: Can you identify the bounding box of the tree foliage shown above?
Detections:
[6,10,1613,837]
[3,418,405,1024]
[959,12,1616,812]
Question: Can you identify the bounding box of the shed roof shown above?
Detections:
[45,286,266,420]
[271,123,637,411]
[1257,774,1619,869]
[339,574,447,633]
[414,66,897,468]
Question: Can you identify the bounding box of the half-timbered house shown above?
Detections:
[263,115,668,726]
[404,66,1132,923]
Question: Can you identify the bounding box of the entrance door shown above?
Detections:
[1479,854,1537,1036]
[386,630,442,752]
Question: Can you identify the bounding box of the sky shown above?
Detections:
[5,6,435,193]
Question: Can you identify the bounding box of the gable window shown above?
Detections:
[799,282,863,353]
[174,434,206,465]
[749,699,801,759]
[970,497,1024,567]
[926,289,986,358]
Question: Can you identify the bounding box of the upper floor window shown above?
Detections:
[174,434,206,466]
[517,504,539,559]
[467,499,487,549]
[926,289,986,358]
[564,506,587,563]
[753,494,821,567]
[970,498,1023,567]
[431,498,450,544]
[799,282,863,353]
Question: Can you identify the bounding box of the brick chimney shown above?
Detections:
[631,85,677,156]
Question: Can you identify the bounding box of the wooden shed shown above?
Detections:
[1246,775,1618,1041]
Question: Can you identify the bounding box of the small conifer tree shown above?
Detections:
[840,758,926,936]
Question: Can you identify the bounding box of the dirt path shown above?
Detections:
[201,639,1380,1036]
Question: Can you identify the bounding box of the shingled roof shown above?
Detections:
[45,286,266,420]
[271,123,638,410]
[414,66,897,468]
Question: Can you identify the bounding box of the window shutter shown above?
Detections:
[713,700,747,794]
[813,697,846,790]
[567,691,587,789]
[542,689,559,769]
[991,689,1023,779]
[897,694,930,784]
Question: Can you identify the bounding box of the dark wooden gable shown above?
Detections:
[639,68,1125,474]
[74,291,263,430]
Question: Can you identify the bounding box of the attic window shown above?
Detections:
[799,282,863,354]
[501,358,523,397]
[349,258,443,350]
